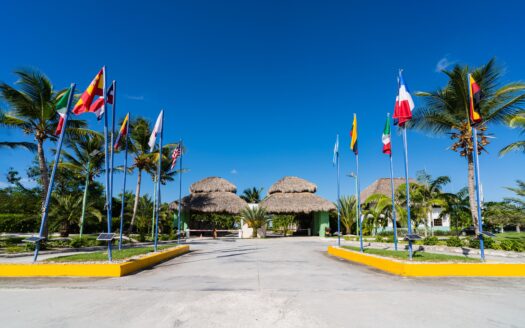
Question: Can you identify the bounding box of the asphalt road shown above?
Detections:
[0,237,524,328]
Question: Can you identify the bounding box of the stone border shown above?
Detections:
[0,245,189,277]
[327,246,525,277]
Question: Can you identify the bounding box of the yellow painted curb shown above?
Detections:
[0,245,190,277]
[327,246,525,277]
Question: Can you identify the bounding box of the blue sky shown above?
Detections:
[1,0,524,202]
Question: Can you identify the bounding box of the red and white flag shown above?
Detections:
[393,70,414,126]
[170,144,182,170]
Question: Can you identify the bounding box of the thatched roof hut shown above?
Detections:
[172,177,247,214]
[360,178,417,203]
[260,176,335,214]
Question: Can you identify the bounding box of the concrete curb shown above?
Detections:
[0,245,190,277]
[327,246,525,277]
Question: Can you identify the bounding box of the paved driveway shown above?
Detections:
[0,237,524,328]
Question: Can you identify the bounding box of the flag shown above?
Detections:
[382,115,392,155]
[114,113,129,150]
[468,74,483,124]
[170,144,182,170]
[72,68,105,119]
[148,111,164,152]
[333,134,339,166]
[350,114,358,155]
[393,70,414,126]
[88,82,114,116]
[54,87,73,135]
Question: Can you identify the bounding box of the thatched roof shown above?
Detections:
[260,176,335,214]
[268,176,317,194]
[360,178,417,203]
[190,177,237,193]
[171,177,247,214]
[179,192,248,214]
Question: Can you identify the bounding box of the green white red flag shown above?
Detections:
[382,115,391,155]
[54,87,73,135]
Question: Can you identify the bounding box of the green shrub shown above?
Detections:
[491,243,502,250]
[0,214,38,233]
[6,246,27,253]
[500,240,513,251]
[159,234,169,241]
[468,237,495,249]
[434,230,452,236]
[446,236,463,248]
[511,241,525,252]
[422,236,439,246]
[374,236,384,243]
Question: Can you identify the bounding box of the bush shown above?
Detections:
[159,234,169,241]
[500,240,514,251]
[47,239,70,248]
[446,236,463,248]
[422,236,439,246]
[374,236,384,243]
[468,237,495,249]
[0,214,38,233]
[511,241,525,252]
[434,230,452,236]
[69,236,97,248]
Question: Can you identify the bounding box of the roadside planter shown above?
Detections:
[0,245,189,277]
[328,246,525,277]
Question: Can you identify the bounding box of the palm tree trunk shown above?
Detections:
[467,154,479,234]
[79,173,90,238]
[36,138,50,238]
[128,169,142,233]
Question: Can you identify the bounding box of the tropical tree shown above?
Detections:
[439,187,471,234]
[240,206,268,238]
[415,171,450,236]
[272,214,297,236]
[48,194,102,237]
[411,59,525,234]
[504,180,525,232]
[363,193,405,236]
[59,134,105,237]
[240,187,264,203]
[500,111,525,155]
[335,195,357,235]
[0,69,89,237]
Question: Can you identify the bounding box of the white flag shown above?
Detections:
[148,110,164,152]
[333,134,339,166]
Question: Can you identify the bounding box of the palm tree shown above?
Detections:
[415,171,450,236]
[439,187,471,235]
[59,134,105,237]
[500,111,525,155]
[0,69,89,237]
[240,187,264,203]
[411,59,525,234]
[48,194,102,237]
[240,206,268,238]
[126,117,178,233]
[363,193,405,236]
[335,196,357,235]
[504,180,525,232]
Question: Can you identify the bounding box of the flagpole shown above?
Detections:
[467,73,485,261]
[151,176,157,239]
[33,83,76,262]
[356,153,363,252]
[102,66,113,261]
[389,154,398,250]
[177,139,183,244]
[336,134,341,247]
[386,113,398,251]
[402,126,413,260]
[154,111,163,252]
[118,113,130,250]
[109,80,116,224]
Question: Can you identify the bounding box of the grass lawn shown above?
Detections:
[494,232,525,243]
[342,246,480,262]
[44,244,179,263]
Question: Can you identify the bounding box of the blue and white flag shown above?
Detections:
[333,134,339,166]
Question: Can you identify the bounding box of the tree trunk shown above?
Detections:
[79,172,90,238]
[37,138,50,238]
[128,169,142,234]
[516,224,521,233]
[467,153,479,234]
